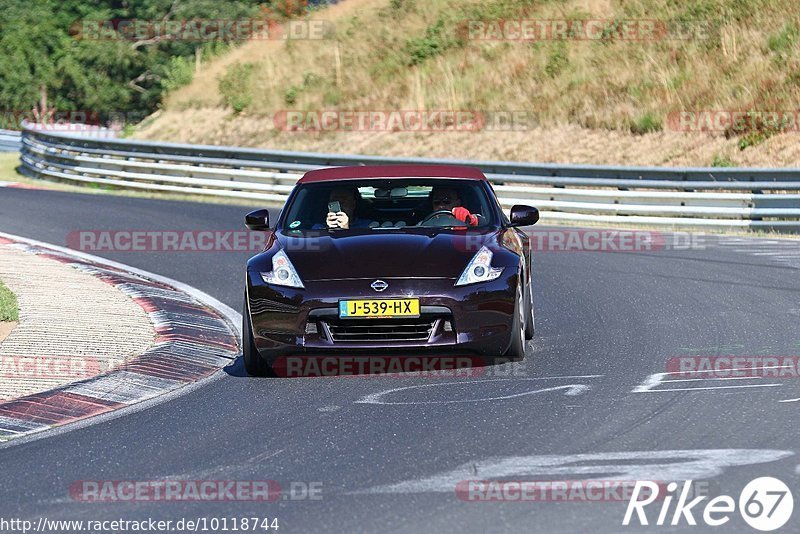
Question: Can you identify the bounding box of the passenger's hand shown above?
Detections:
[452,207,478,226]
[326,211,340,229]
[327,211,349,229]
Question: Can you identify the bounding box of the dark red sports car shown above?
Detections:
[242,164,539,376]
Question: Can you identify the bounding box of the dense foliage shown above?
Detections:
[0,0,274,127]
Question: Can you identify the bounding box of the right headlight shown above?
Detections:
[260,249,305,288]
[455,246,504,286]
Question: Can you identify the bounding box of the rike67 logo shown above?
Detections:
[623,477,794,531]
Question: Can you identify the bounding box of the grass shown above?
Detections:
[0,279,18,322]
[711,154,736,167]
[630,113,663,135]
[219,62,256,113]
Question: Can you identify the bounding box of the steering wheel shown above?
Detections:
[417,210,460,227]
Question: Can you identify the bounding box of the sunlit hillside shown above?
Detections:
[135,0,800,166]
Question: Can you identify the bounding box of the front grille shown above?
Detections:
[325,318,435,342]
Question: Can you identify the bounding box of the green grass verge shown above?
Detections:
[0,279,19,322]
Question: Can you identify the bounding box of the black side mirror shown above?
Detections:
[245,209,270,231]
[509,205,539,227]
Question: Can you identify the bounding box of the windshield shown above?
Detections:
[281,179,497,231]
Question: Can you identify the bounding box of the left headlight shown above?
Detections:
[261,249,305,288]
[455,246,504,286]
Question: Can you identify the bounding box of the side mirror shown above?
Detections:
[509,205,539,227]
[245,209,270,231]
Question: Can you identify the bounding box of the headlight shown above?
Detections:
[261,250,304,288]
[455,246,504,286]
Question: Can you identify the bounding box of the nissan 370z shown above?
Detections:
[242,164,540,376]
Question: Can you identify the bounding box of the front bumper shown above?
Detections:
[245,273,518,364]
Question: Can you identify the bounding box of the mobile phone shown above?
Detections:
[328,201,341,213]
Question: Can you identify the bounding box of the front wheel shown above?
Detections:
[503,285,526,361]
[524,270,535,340]
[242,296,273,377]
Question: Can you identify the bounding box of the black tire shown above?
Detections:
[524,270,535,340]
[503,284,526,361]
[242,296,273,377]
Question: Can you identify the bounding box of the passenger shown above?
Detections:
[324,187,375,229]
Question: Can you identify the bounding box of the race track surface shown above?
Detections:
[0,187,798,532]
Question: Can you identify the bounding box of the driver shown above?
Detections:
[430,187,479,226]
[325,187,374,229]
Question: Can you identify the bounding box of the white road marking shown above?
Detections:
[632,372,669,393]
[664,375,768,383]
[353,449,793,495]
[637,384,782,393]
[502,374,605,379]
[778,398,800,403]
[355,379,591,405]
[318,405,342,412]
[633,367,786,393]
[252,449,285,463]
[715,236,800,268]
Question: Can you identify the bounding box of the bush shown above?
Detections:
[630,112,662,134]
[731,111,787,150]
[284,86,301,105]
[544,44,569,78]
[405,19,452,66]
[161,56,194,92]
[218,63,256,113]
[767,23,799,63]
[323,87,342,105]
[711,155,735,167]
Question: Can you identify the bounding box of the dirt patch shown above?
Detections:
[135,110,800,167]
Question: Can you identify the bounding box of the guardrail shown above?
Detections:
[18,125,800,231]
[0,129,21,152]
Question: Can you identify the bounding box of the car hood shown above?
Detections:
[273,228,501,281]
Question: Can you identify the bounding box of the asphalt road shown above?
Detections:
[0,187,799,533]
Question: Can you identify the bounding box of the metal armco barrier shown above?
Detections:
[18,125,800,231]
[0,129,21,152]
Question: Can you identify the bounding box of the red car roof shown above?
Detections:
[297,164,487,184]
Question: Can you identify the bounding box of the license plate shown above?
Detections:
[339,299,420,318]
